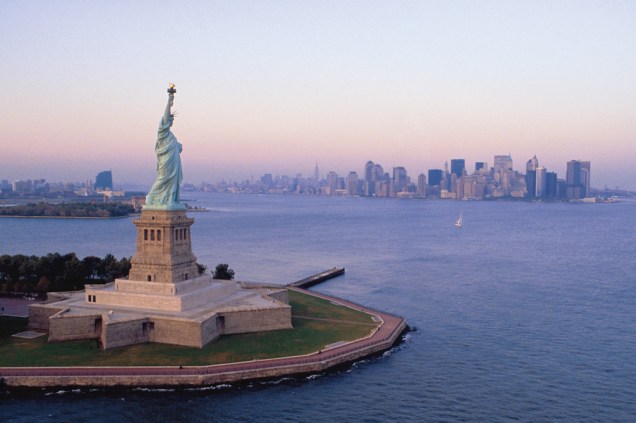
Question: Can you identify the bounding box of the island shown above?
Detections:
[0,202,135,218]
[0,86,407,390]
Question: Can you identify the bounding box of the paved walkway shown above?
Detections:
[0,288,407,386]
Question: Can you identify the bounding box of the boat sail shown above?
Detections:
[455,210,463,228]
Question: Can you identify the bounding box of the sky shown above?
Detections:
[1,0,636,189]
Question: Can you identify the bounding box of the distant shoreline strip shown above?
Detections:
[0,215,131,220]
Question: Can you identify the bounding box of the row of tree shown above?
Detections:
[0,253,236,294]
[0,253,131,294]
[0,202,135,218]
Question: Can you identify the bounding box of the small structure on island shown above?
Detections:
[29,85,292,349]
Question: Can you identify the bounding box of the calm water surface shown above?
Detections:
[1,193,635,422]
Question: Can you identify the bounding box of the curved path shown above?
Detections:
[0,288,407,388]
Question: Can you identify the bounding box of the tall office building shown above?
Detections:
[442,161,450,190]
[346,171,359,196]
[450,173,458,195]
[494,155,513,174]
[526,155,539,172]
[314,162,320,185]
[566,160,591,200]
[95,170,113,190]
[364,161,375,196]
[546,172,558,198]
[450,159,465,178]
[364,161,374,182]
[416,173,427,197]
[535,166,547,198]
[260,173,273,189]
[326,171,339,195]
[475,162,486,173]
[427,169,442,187]
[525,171,536,199]
[372,163,385,196]
[392,167,408,194]
[580,161,591,198]
[462,175,477,199]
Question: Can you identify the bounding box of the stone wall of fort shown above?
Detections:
[48,313,101,342]
[223,305,293,334]
[28,305,63,331]
[148,317,217,348]
[0,317,407,389]
[201,314,222,346]
[101,317,149,349]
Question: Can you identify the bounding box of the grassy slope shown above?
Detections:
[0,290,377,367]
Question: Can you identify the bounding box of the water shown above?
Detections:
[1,194,635,422]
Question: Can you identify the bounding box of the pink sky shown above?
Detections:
[2,1,635,189]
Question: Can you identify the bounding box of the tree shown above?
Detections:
[81,256,102,281]
[0,252,133,294]
[35,276,51,294]
[196,263,207,275]
[213,263,235,280]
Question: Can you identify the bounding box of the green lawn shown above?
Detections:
[0,290,378,367]
[0,316,28,340]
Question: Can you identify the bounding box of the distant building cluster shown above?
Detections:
[1,170,129,201]
[2,159,631,203]
[199,156,602,201]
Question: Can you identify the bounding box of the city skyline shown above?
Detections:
[2,2,636,189]
[2,153,628,199]
[4,155,621,201]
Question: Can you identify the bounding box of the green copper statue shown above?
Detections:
[145,83,184,210]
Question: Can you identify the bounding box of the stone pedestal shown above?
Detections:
[128,209,199,283]
[30,207,293,350]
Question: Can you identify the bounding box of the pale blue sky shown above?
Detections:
[1,1,635,189]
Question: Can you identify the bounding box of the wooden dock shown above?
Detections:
[288,267,345,288]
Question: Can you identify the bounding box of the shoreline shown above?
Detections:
[0,215,131,220]
[0,288,407,390]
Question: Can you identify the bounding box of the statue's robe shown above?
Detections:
[146,116,183,207]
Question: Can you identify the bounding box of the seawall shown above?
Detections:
[0,288,407,389]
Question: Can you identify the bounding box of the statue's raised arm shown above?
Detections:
[145,83,184,210]
[163,84,175,126]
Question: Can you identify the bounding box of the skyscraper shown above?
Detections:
[326,171,338,195]
[450,159,465,178]
[442,161,450,190]
[566,160,591,200]
[580,161,591,198]
[535,166,547,198]
[525,170,536,199]
[392,167,408,195]
[494,155,513,174]
[347,171,359,196]
[416,173,427,197]
[364,160,375,196]
[546,172,558,198]
[95,170,113,190]
[427,169,442,187]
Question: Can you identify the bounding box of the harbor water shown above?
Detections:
[1,193,635,422]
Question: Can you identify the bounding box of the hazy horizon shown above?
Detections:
[2,1,635,189]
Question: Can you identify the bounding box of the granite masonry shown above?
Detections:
[29,209,292,349]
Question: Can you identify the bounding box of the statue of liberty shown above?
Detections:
[145,83,184,209]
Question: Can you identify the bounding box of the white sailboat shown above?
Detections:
[455,210,463,228]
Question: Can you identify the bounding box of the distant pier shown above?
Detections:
[288,267,345,288]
